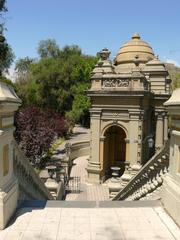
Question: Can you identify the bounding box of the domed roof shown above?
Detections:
[114,33,154,65]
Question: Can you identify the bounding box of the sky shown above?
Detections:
[3,0,180,78]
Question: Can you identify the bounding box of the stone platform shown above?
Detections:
[0,200,180,240]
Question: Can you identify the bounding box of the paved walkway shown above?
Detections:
[0,201,180,240]
[55,125,90,156]
[65,156,109,201]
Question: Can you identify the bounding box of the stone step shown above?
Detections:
[22,199,161,208]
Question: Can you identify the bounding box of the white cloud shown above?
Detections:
[165,59,180,67]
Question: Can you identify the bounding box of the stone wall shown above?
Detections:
[69,140,90,161]
[0,82,52,229]
[161,89,180,226]
[0,82,21,229]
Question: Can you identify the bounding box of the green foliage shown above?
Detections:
[0,0,7,12]
[15,40,97,126]
[0,0,15,75]
[66,94,91,126]
[15,57,34,80]
[37,39,60,58]
[0,75,15,88]
[46,137,64,158]
[0,43,14,74]
[172,74,180,90]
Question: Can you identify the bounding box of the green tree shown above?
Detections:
[15,40,97,125]
[15,57,34,79]
[37,39,60,58]
[15,57,37,106]
[66,94,91,126]
[172,73,180,90]
[0,75,15,88]
[0,0,7,12]
[0,0,14,75]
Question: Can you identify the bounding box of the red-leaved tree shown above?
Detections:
[14,106,67,166]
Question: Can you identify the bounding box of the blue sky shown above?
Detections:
[4,0,180,71]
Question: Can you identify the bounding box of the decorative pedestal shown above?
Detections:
[0,178,18,230]
[107,177,123,199]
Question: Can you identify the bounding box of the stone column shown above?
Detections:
[125,138,130,162]
[161,89,180,226]
[155,112,164,151]
[99,136,105,179]
[129,112,141,165]
[111,131,115,166]
[0,82,21,229]
[87,110,101,183]
[164,112,168,143]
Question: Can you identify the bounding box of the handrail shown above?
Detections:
[113,141,169,201]
[13,140,53,201]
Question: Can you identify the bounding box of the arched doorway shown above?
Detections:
[102,125,126,179]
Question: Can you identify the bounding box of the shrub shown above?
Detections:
[14,106,68,166]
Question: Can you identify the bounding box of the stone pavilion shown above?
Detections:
[87,33,172,183]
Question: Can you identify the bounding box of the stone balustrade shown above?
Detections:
[112,141,169,201]
[68,140,90,161]
[13,141,53,203]
[61,140,90,175]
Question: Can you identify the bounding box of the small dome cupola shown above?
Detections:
[114,33,155,66]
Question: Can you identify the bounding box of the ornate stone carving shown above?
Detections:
[103,78,129,88]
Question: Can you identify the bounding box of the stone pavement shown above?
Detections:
[0,201,180,240]
[65,156,109,201]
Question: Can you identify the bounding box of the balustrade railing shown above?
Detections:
[112,141,169,201]
[13,141,53,202]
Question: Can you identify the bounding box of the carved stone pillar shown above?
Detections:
[99,136,105,178]
[87,110,101,183]
[0,82,21,229]
[129,111,141,165]
[155,112,164,151]
[164,113,168,142]
[125,138,130,162]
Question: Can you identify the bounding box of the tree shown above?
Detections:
[66,94,91,126]
[0,0,7,12]
[0,75,15,88]
[0,0,14,75]
[14,106,68,167]
[15,41,97,125]
[15,57,37,106]
[37,39,60,58]
[15,57,34,80]
[172,73,180,90]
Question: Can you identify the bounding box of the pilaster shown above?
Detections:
[0,82,21,229]
[129,111,142,165]
[155,111,164,151]
[164,112,168,142]
[87,109,101,183]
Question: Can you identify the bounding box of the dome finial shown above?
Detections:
[132,33,140,39]
[98,48,111,61]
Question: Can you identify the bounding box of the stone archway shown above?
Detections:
[101,125,127,180]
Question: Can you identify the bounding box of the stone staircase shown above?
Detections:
[112,141,169,201]
[1,199,180,240]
